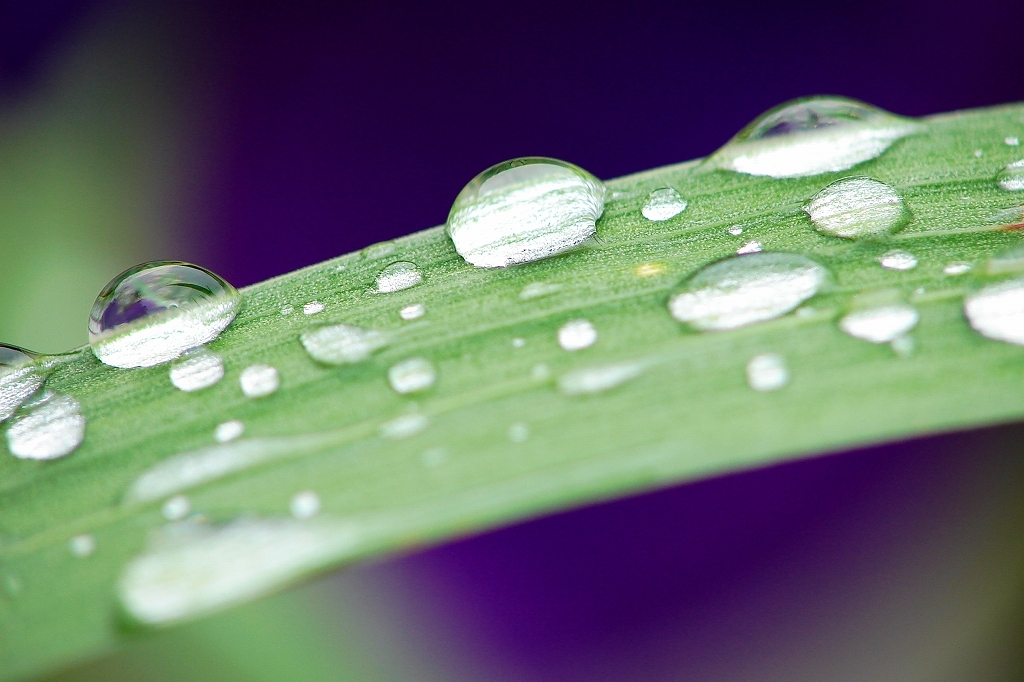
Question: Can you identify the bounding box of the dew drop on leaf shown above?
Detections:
[302,301,325,315]
[746,353,789,392]
[5,391,85,460]
[943,262,972,276]
[379,412,429,440]
[878,249,918,271]
[399,303,425,320]
[289,490,321,519]
[169,348,224,392]
[558,361,647,396]
[804,177,910,239]
[300,324,390,365]
[68,534,95,558]
[387,357,436,394]
[557,319,597,351]
[520,281,563,299]
[1005,137,1021,147]
[0,344,44,422]
[641,187,687,221]
[239,364,279,398]
[162,495,191,521]
[375,261,422,293]
[446,157,606,268]
[507,423,530,443]
[737,240,762,254]
[839,304,919,343]
[964,278,1024,345]
[997,161,1024,191]
[214,420,244,443]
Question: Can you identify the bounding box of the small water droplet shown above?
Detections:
[169,348,224,393]
[878,249,918,271]
[280,306,294,316]
[89,262,241,369]
[520,282,563,299]
[447,157,606,268]
[890,335,915,357]
[964,278,1024,345]
[399,303,426,320]
[558,361,647,396]
[239,365,279,398]
[634,263,666,278]
[0,344,44,422]
[300,324,390,365]
[375,261,422,293]
[214,420,244,443]
[379,412,429,439]
[839,304,919,343]
[746,353,789,391]
[557,319,597,351]
[421,447,448,467]
[804,177,910,239]
[507,423,530,443]
[669,253,828,331]
[974,149,985,158]
[728,225,744,236]
[1005,136,1021,147]
[5,391,85,460]
[531,363,551,381]
[289,491,321,519]
[736,240,762,254]
[641,187,687,221]
[704,96,922,178]
[997,161,1024,191]
[302,301,325,316]
[511,337,526,348]
[943,261,972,275]
[162,495,191,521]
[387,358,436,394]
[69,534,95,558]
[364,242,396,260]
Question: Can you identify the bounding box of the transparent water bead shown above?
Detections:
[641,187,687,221]
[117,517,359,626]
[399,303,425,320]
[558,361,646,396]
[0,344,44,422]
[300,324,389,365]
[447,157,606,268]
[89,262,241,369]
[839,304,919,343]
[69,534,96,558]
[944,262,972,276]
[214,420,244,443]
[375,261,422,293]
[162,495,191,521]
[239,365,279,398]
[997,161,1024,191]
[387,357,436,394]
[302,301,325,315]
[1006,137,1021,147]
[879,249,918,271]
[289,491,321,519]
[964,278,1024,345]
[704,96,922,178]
[169,348,224,392]
[520,282,562,299]
[746,354,789,392]
[379,412,429,440]
[507,423,530,443]
[737,241,762,255]
[668,253,828,331]
[804,177,910,239]
[5,391,85,460]
[557,319,597,351]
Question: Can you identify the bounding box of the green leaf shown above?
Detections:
[2,101,1024,679]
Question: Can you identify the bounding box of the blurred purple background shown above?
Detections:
[4,0,1024,678]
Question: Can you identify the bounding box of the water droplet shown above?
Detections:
[364,241,396,260]
[736,240,762,255]
[634,263,666,278]
[117,517,359,625]
[703,96,922,178]
[746,353,789,392]
[5,391,85,460]
[300,324,390,365]
[519,282,563,299]
[641,187,687,221]
[944,261,972,275]
[839,304,919,343]
[375,261,422,293]
[558,361,646,396]
[89,262,241,369]
[511,337,526,348]
[387,357,436,394]
[379,412,429,439]
[804,177,910,239]
[557,319,597,351]
[1005,136,1021,146]
[302,301,325,316]
[974,149,985,158]
[728,225,744,236]
[668,253,828,331]
[69,534,95,558]
[421,447,448,467]
[964,278,1024,345]
[507,423,530,443]
[214,420,244,443]
[531,363,551,381]
[280,305,294,316]
[169,348,224,393]
[447,157,606,268]
[997,161,1024,191]
[399,303,426,320]
[987,243,1024,275]
[878,249,918,271]
[239,365,279,398]
[891,335,915,357]
[0,344,44,422]
[162,495,191,521]
[289,491,321,519]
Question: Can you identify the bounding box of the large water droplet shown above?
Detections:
[997,161,1024,191]
[704,97,922,178]
[375,261,423,293]
[0,344,44,422]
[5,391,85,460]
[387,358,436,394]
[89,262,241,369]
[239,365,279,398]
[300,324,390,365]
[964,278,1024,345]
[557,319,597,351]
[117,517,359,625]
[641,188,687,221]
[746,353,789,391]
[804,177,910,239]
[668,253,828,331]
[558,361,646,396]
[839,304,919,343]
[169,348,224,392]
[447,157,606,268]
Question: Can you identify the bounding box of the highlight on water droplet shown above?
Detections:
[375,261,422,293]
[387,357,436,394]
[997,161,1024,191]
[300,324,390,365]
[69,534,96,558]
[399,303,426,321]
[239,365,279,398]
[289,491,321,519]
[746,353,789,392]
[558,361,647,396]
[214,420,245,443]
[89,262,241,369]
[943,262,972,276]
[668,253,828,331]
[0,344,44,423]
[737,240,762,255]
[557,319,597,351]
[379,412,429,440]
[169,348,224,393]
[964,278,1024,345]
[302,301,325,316]
[5,391,85,460]
[878,249,918,271]
[703,96,922,178]
[162,495,191,521]
[507,423,530,443]
[839,304,919,343]
[640,187,687,221]
[804,177,910,239]
[446,157,606,268]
